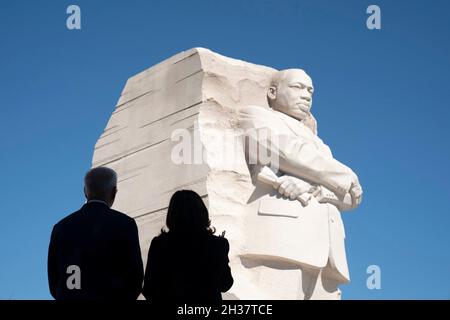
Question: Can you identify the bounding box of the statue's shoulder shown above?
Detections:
[238,105,275,130]
[239,105,272,117]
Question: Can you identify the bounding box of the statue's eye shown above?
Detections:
[308,88,314,94]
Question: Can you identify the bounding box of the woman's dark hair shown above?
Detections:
[162,190,215,235]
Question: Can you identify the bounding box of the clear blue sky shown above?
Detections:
[1,0,449,300]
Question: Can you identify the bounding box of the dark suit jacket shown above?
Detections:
[47,201,144,300]
[143,232,233,302]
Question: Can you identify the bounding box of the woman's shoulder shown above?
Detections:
[208,234,230,250]
[151,232,170,245]
[154,232,229,247]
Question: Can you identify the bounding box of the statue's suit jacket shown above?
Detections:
[238,105,358,282]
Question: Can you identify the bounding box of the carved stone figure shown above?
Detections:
[237,69,362,299]
[91,49,362,300]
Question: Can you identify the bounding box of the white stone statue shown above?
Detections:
[237,69,363,299]
[90,48,362,300]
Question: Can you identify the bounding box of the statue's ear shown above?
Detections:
[267,86,277,101]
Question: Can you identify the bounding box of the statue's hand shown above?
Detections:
[349,182,363,207]
[274,176,315,200]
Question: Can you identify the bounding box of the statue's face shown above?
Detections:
[269,69,314,121]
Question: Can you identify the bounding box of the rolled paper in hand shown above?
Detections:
[257,166,312,206]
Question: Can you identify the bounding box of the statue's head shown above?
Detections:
[267,69,314,122]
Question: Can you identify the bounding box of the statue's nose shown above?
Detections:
[301,93,311,102]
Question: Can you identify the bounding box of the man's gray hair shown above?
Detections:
[84,167,117,200]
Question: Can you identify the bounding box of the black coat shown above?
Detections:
[143,232,233,302]
[47,202,144,300]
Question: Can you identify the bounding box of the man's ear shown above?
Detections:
[107,187,118,208]
[111,187,118,201]
[83,187,88,199]
[267,85,277,101]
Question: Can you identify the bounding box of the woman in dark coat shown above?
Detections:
[143,190,234,302]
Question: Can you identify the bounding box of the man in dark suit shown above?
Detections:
[47,167,144,300]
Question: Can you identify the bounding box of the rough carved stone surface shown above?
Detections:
[91,48,361,299]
